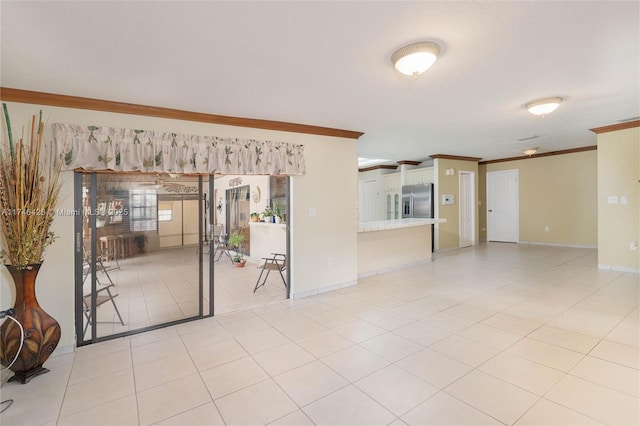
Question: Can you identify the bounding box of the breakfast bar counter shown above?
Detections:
[357,218,446,277]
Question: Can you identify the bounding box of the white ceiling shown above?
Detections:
[1,1,638,164]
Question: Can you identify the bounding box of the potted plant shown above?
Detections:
[0,105,62,383]
[274,203,282,224]
[133,234,148,253]
[250,212,260,222]
[262,206,274,223]
[227,231,246,267]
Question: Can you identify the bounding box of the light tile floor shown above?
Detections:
[85,245,287,339]
[1,243,639,425]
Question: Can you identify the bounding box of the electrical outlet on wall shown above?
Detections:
[545,226,550,232]
[631,241,637,250]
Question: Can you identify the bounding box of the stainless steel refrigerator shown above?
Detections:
[402,183,434,219]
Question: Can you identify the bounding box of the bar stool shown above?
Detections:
[117,233,134,258]
[99,236,120,268]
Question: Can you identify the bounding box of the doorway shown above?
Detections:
[486,169,519,243]
[459,171,475,248]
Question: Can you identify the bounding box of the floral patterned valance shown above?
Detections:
[52,123,305,175]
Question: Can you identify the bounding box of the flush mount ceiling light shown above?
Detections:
[526,97,563,116]
[391,41,441,76]
[523,148,538,157]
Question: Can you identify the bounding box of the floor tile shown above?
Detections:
[506,337,584,372]
[131,336,186,366]
[274,360,348,406]
[429,335,500,367]
[589,339,639,369]
[152,402,225,425]
[457,323,523,350]
[220,315,272,337]
[0,386,66,426]
[402,391,503,426]
[268,410,316,425]
[189,338,248,371]
[361,310,414,330]
[396,348,473,389]
[548,305,626,338]
[134,351,197,391]
[69,348,132,385]
[445,370,539,425]
[295,329,354,358]
[307,308,358,329]
[274,317,327,340]
[200,355,269,399]
[443,302,498,322]
[252,342,315,376]
[479,351,565,395]
[215,379,297,425]
[303,385,396,425]
[545,375,639,425]
[570,355,639,397]
[360,332,422,362]
[233,326,292,354]
[481,313,542,336]
[321,345,390,382]
[515,398,604,425]
[60,369,135,418]
[528,325,600,353]
[355,365,438,416]
[421,312,476,333]
[136,374,211,426]
[332,320,387,343]
[179,325,233,352]
[56,395,138,426]
[392,321,451,346]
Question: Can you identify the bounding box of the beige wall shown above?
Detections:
[597,127,639,272]
[433,158,479,251]
[0,101,358,352]
[479,150,598,247]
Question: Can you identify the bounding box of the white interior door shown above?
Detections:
[360,180,379,222]
[459,171,475,248]
[487,169,519,243]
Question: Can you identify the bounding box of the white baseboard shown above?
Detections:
[519,241,597,249]
[291,279,358,299]
[598,264,640,274]
[357,259,431,278]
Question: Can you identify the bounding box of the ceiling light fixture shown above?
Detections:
[523,148,538,157]
[391,41,441,77]
[526,97,563,117]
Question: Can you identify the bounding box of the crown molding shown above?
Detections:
[479,145,597,165]
[396,160,422,166]
[429,154,483,162]
[589,120,640,134]
[0,87,364,140]
[358,164,398,172]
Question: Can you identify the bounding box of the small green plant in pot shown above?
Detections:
[228,231,246,266]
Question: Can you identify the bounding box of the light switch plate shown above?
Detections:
[607,196,619,204]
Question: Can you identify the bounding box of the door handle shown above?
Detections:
[488,209,493,212]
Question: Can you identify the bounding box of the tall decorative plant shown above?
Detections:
[0,104,62,268]
[0,104,63,384]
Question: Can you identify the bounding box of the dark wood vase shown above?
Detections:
[0,264,61,384]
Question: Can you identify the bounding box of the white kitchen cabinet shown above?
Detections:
[383,173,401,192]
[385,191,401,219]
[405,167,434,185]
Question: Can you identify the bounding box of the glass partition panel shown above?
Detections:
[77,172,211,344]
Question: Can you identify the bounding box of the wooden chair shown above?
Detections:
[254,253,287,293]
